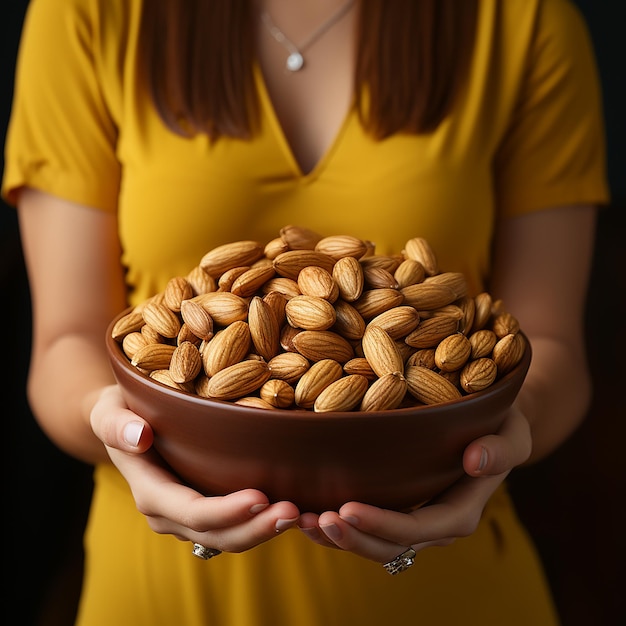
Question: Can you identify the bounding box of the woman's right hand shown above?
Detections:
[90,385,301,552]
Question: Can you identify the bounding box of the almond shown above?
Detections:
[141,324,164,344]
[353,288,404,319]
[111,310,145,341]
[417,304,464,321]
[234,396,276,410]
[285,295,337,331]
[456,296,476,335]
[180,299,214,341]
[294,359,344,408]
[468,329,497,359]
[261,277,302,299]
[186,265,217,295]
[434,333,472,372]
[230,264,276,297]
[202,320,251,376]
[423,272,468,299]
[150,368,194,393]
[394,259,426,288]
[218,266,249,292]
[492,332,526,375]
[405,316,459,348]
[141,301,181,339]
[273,250,336,280]
[259,379,295,408]
[191,292,249,325]
[313,374,369,412]
[332,256,364,302]
[292,330,354,363]
[360,371,408,412]
[131,343,176,371]
[194,374,211,398]
[205,360,271,400]
[400,283,457,311]
[404,237,438,276]
[315,235,368,261]
[361,325,405,377]
[176,327,201,346]
[264,236,289,259]
[199,240,265,278]
[280,324,301,352]
[360,255,402,274]
[332,299,366,341]
[367,305,420,340]
[248,296,281,361]
[297,266,339,302]
[406,348,436,369]
[121,331,148,360]
[280,224,323,250]
[472,292,493,331]
[405,365,462,404]
[263,291,288,325]
[163,276,194,312]
[343,357,377,380]
[460,358,497,393]
[440,369,461,388]
[363,266,399,290]
[268,352,310,384]
[169,341,202,383]
[491,311,520,338]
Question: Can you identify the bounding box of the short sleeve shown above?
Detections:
[2,0,121,211]
[495,0,610,216]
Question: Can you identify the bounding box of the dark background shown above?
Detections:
[2,2,624,625]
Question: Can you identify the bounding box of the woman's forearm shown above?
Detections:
[516,334,591,464]
[27,331,116,464]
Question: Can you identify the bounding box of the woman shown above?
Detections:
[3,0,608,624]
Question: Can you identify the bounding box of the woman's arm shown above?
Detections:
[18,187,301,549]
[489,203,597,463]
[299,204,598,562]
[17,187,128,463]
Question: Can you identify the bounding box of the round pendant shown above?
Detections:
[286,52,304,72]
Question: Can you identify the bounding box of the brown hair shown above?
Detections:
[140,0,477,141]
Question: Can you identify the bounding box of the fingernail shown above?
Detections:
[123,421,144,447]
[249,503,269,515]
[320,523,342,542]
[275,517,299,532]
[477,446,488,472]
[298,526,322,541]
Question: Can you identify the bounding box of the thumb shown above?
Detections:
[91,385,154,453]
[463,406,532,477]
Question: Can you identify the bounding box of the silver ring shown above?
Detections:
[383,548,416,575]
[192,543,222,560]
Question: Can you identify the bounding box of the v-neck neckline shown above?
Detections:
[253,64,354,182]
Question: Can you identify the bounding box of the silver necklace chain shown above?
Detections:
[261,0,355,72]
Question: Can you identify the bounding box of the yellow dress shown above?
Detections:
[3,0,609,624]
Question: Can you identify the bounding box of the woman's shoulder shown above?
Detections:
[483,0,592,45]
[22,0,140,40]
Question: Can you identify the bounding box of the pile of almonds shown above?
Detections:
[111,225,527,412]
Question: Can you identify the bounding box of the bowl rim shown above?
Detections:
[106,307,532,423]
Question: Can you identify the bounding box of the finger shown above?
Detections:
[463,406,532,477]
[316,511,406,563]
[106,445,278,529]
[317,509,460,564]
[336,473,505,547]
[297,512,342,549]
[164,501,301,553]
[91,385,154,453]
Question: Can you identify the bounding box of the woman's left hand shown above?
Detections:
[297,404,532,564]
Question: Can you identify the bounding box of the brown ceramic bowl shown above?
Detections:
[106,310,531,513]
